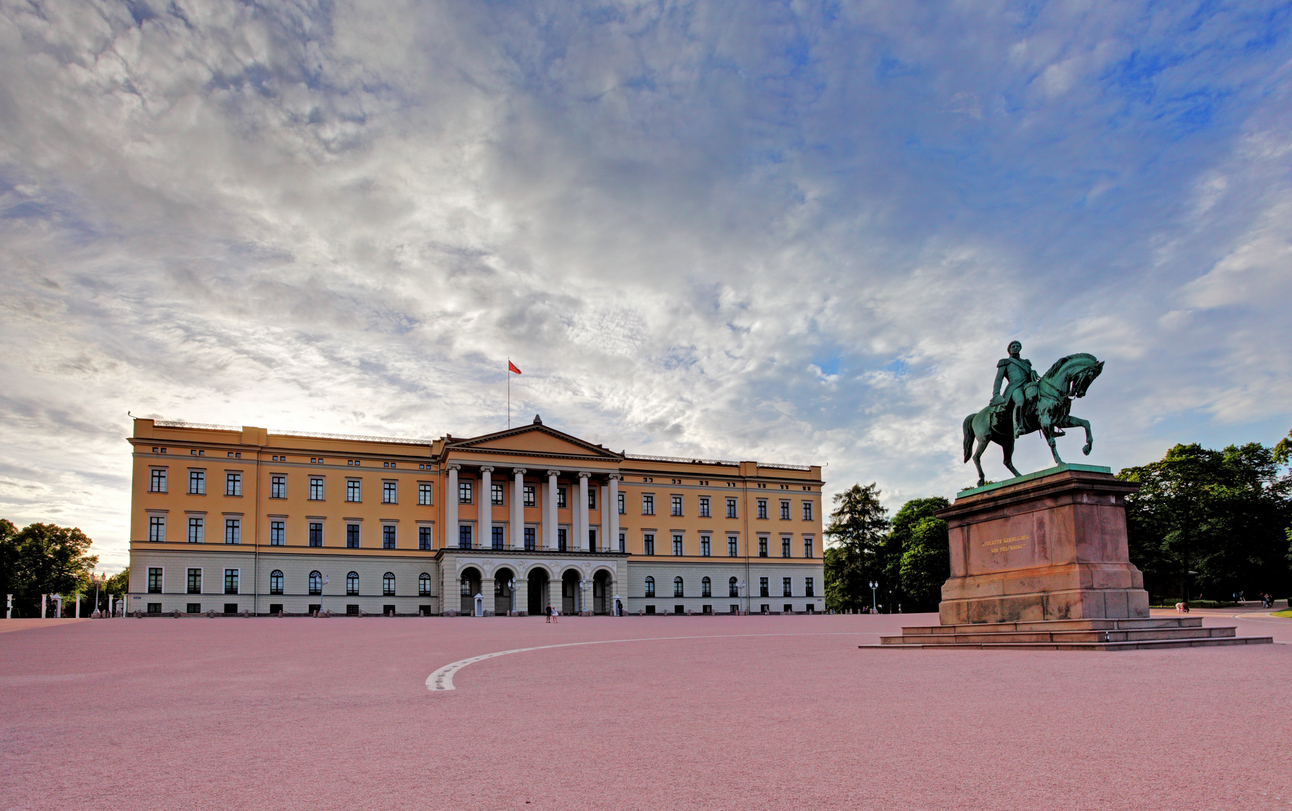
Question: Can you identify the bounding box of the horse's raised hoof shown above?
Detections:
[1052,429,1065,437]
[1083,443,1092,456]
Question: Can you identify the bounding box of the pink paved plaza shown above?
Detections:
[2,611,1290,810]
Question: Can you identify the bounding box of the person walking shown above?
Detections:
[545,604,552,623]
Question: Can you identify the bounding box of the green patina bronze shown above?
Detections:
[962,341,1105,487]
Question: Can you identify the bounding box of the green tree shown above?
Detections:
[1274,428,1292,466]
[824,483,888,612]
[105,568,129,598]
[0,521,97,616]
[880,497,950,610]
[1118,441,1291,602]
[900,516,950,611]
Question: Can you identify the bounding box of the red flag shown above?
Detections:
[508,361,522,375]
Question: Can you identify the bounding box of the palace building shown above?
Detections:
[126,416,825,617]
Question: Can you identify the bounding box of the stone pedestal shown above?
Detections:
[937,465,1148,625]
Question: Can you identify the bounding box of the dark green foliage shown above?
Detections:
[824,483,888,612]
[899,517,950,611]
[882,497,950,610]
[1118,440,1292,602]
[0,520,98,616]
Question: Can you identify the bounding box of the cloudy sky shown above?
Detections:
[2,0,1290,573]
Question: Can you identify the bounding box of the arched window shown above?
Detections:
[673,576,684,597]
[701,576,712,598]
[308,571,322,596]
[644,576,655,597]
[383,572,396,596]
[729,577,739,597]
[419,573,432,596]
[270,570,284,595]
[346,571,359,596]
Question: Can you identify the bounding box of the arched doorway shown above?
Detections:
[527,569,550,616]
[460,567,481,615]
[592,570,612,615]
[561,570,581,616]
[494,568,515,616]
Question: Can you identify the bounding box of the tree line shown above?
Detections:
[0,520,126,617]
[825,429,1292,612]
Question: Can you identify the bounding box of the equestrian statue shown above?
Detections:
[963,340,1104,487]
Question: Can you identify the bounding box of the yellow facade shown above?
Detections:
[127,417,824,616]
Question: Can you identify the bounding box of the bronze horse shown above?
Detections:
[963,353,1104,487]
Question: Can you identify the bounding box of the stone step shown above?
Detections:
[864,635,1272,651]
[881,625,1237,646]
[897,617,1203,635]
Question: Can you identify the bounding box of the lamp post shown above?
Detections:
[869,580,878,614]
[739,581,746,615]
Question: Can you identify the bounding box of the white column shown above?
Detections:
[513,573,528,616]
[511,468,526,550]
[546,470,560,550]
[577,472,591,552]
[446,464,460,550]
[608,474,620,553]
[480,466,493,550]
[480,577,494,615]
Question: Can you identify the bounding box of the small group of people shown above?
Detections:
[545,604,560,623]
[1259,592,1276,609]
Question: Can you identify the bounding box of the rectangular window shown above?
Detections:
[187,568,202,595]
[805,577,815,597]
[347,479,361,503]
[783,577,793,597]
[674,579,684,598]
[459,525,472,549]
[459,480,472,504]
[759,577,769,598]
[149,468,167,493]
[644,579,655,598]
[727,536,738,557]
[492,526,505,549]
[346,523,360,548]
[643,533,655,556]
[758,537,768,557]
[617,492,625,514]
[148,515,165,542]
[557,528,567,552]
[270,475,285,499]
[698,497,710,518]
[672,534,683,556]
[700,535,711,557]
[383,481,397,504]
[418,526,431,550]
[729,579,740,598]
[618,532,626,553]
[382,525,396,549]
[757,498,768,519]
[224,569,239,595]
[225,472,242,496]
[726,498,737,519]
[492,483,504,506]
[557,487,567,509]
[418,482,433,506]
[309,522,323,547]
[309,477,324,500]
[782,536,792,558]
[224,518,240,545]
[588,527,597,552]
[588,487,596,510]
[269,520,284,546]
[189,470,205,495]
[642,494,654,515]
[780,500,790,520]
[187,517,204,544]
[804,537,814,559]
[671,495,683,516]
[524,527,536,550]
[147,567,162,593]
[802,500,813,521]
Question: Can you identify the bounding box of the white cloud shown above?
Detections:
[0,0,1289,569]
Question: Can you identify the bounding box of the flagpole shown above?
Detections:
[507,358,511,429]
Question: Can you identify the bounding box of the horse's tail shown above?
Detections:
[962,413,976,462]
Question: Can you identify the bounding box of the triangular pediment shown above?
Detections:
[445,423,622,461]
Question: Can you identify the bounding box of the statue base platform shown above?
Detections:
[867,466,1271,650]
